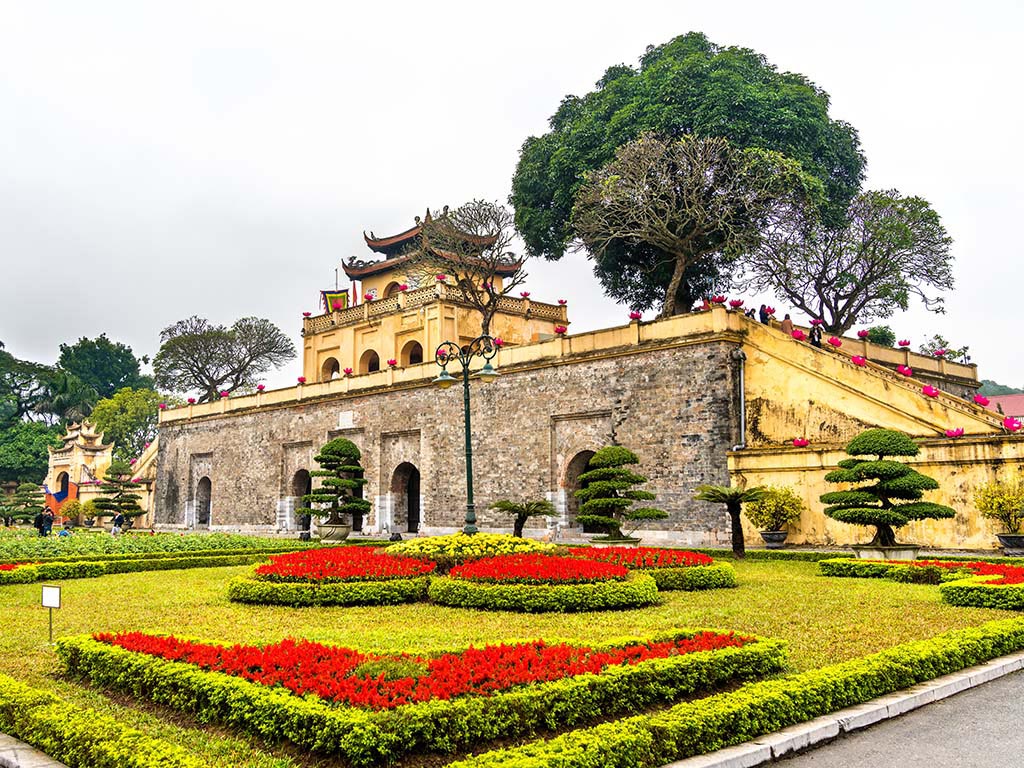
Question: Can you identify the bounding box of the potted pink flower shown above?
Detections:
[398,284,409,291]
[922,385,939,398]
[364,293,374,302]
[302,311,311,317]
[857,329,870,338]
[851,356,866,366]
[974,394,991,406]
[809,318,824,326]
[791,329,807,341]
[710,295,727,305]
[256,384,265,392]
[827,336,842,348]
[792,438,810,447]
[897,365,913,377]
[629,310,642,321]
[945,428,965,438]
[1005,417,1022,432]
[492,338,504,348]
[296,377,306,384]
[387,359,398,368]
[934,348,947,357]
[158,403,167,410]
[554,325,568,335]
[343,367,353,376]
[520,291,531,298]
[898,339,911,347]
[728,299,744,309]
[220,390,230,398]
[436,274,447,282]
[187,397,196,404]
[765,306,776,316]
[558,299,567,305]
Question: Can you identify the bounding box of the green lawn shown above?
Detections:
[1,558,1015,767]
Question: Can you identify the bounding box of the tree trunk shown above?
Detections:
[728,502,745,558]
[659,255,688,319]
[513,514,526,538]
[870,523,898,547]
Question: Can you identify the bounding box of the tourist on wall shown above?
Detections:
[809,323,823,348]
[759,305,771,324]
[780,314,794,335]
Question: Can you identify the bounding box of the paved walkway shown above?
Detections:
[778,669,1024,767]
[0,733,66,768]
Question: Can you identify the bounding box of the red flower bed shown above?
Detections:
[449,553,627,584]
[569,547,714,569]
[0,563,24,572]
[908,560,1024,586]
[255,547,434,583]
[94,630,751,710]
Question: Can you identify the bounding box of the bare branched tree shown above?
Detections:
[571,133,817,317]
[737,190,954,334]
[407,200,526,336]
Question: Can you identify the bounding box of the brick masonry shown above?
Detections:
[156,339,743,545]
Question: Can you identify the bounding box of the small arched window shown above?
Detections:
[359,349,380,374]
[401,340,424,367]
[321,357,340,381]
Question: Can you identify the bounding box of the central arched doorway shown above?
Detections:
[391,462,421,534]
[292,469,312,531]
[196,476,212,527]
[359,349,380,374]
[564,450,596,531]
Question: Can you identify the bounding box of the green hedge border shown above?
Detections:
[0,544,314,566]
[427,571,659,612]
[941,575,1024,610]
[0,673,204,768]
[447,616,1024,768]
[0,552,279,586]
[55,629,784,767]
[643,563,736,591]
[226,575,430,606]
[817,557,957,584]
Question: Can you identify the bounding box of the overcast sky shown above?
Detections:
[2,1,1021,390]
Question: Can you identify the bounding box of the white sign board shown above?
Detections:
[41,584,61,609]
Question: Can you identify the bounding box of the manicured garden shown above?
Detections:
[1,539,1020,768]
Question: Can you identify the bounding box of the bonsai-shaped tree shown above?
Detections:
[490,499,556,537]
[59,498,83,525]
[297,437,370,528]
[694,484,767,558]
[9,483,46,522]
[820,428,954,547]
[574,446,667,540]
[974,479,1024,535]
[92,459,144,521]
[744,486,804,532]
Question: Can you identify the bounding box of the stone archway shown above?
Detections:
[320,357,340,381]
[292,469,312,531]
[383,281,403,298]
[359,349,380,374]
[563,450,596,530]
[391,462,421,534]
[401,340,424,367]
[196,476,212,527]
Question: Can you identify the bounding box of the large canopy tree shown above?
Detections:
[0,421,61,484]
[153,316,295,403]
[90,387,167,461]
[511,31,864,281]
[58,334,152,399]
[571,134,817,316]
[739,190,953,334]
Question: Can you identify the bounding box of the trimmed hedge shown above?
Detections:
[55,630,784,767]
[0,544,312,566]
[226,574,430,606]
[817,557,954,584]
[427,571,659,612]
[941,576,1024,610]
[643,563,736,591]
[448,616,1024,768]
[0,552,278,586]
[0,673,205,768]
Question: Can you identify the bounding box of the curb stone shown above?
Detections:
[0,733,68,768]
[662,649,1024,768]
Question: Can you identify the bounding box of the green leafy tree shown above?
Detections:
[90,388,166,461]
[740,190,954,334]
[490,499,556,538]
[574,446,667,540]
[0,421,61,483]
[974,480,1024,535]
[9,482,46,522]
[511,31,864,269]
[694,484,767,558]
[744,486,804,532]
[918,334,970,364]
[866,326,896,347]
[297,438,371,527]
[820,429,954,547]
[92,460,144,519]
[34,369,98,425]
[58,334,152,399]
[572,134,817,317]
[154,316,296,403]
[0,350,51,425]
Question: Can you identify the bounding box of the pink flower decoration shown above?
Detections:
[302,311,311,317]
[1005,417,1023,432]
[220,390,230,397]
[187,397,196,404]
[296,377,306,384]
[710,295,727,304]
[436,274,447,282]
[827,336,842,348]
[765,306,775,315]
[851,356,866,366]
[144,443,150,449]
[791,329,807,341]
[558,299,567,305]
[437,349,449,358]
[387,359,398,367]
[629,311,643,321]
[974,394,991,406]
[897,365,913,376]
[398,284,408,291]
[728,299,744,309]
[364,293,374,302]
[792,438,810,448]
[492,338,504,348]
[857,329,870,338]
[809,318,824,326]
[131,477,141,483]
[554,325,567,334]
[158,403,167,410]
[520,291,531,298]
[922,385,940,398]
[129,459,137,465]
[332,300,344,310]
[933,348,946,357]
[898,339,911,347]
[945,428,965,438]
[256,384,265,392]
[343,367,353,375]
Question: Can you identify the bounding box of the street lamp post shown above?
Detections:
[433,334,499,534]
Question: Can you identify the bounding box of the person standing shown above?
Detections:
[41,509,54,536]
[780,314,794,335]
[33,510,44,536]
[809,323,823,348]
[759,304,770,324]
[111,511,125,537]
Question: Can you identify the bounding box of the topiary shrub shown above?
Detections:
[820,429,954,547]
[489,499,557,537]
[93,460,144,519]
[974,479,1024,534]
[575,446,667,540]
[9,483,45,522]
[744,486,804,532]
[298,437,371,531]
[59,498,82,524]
